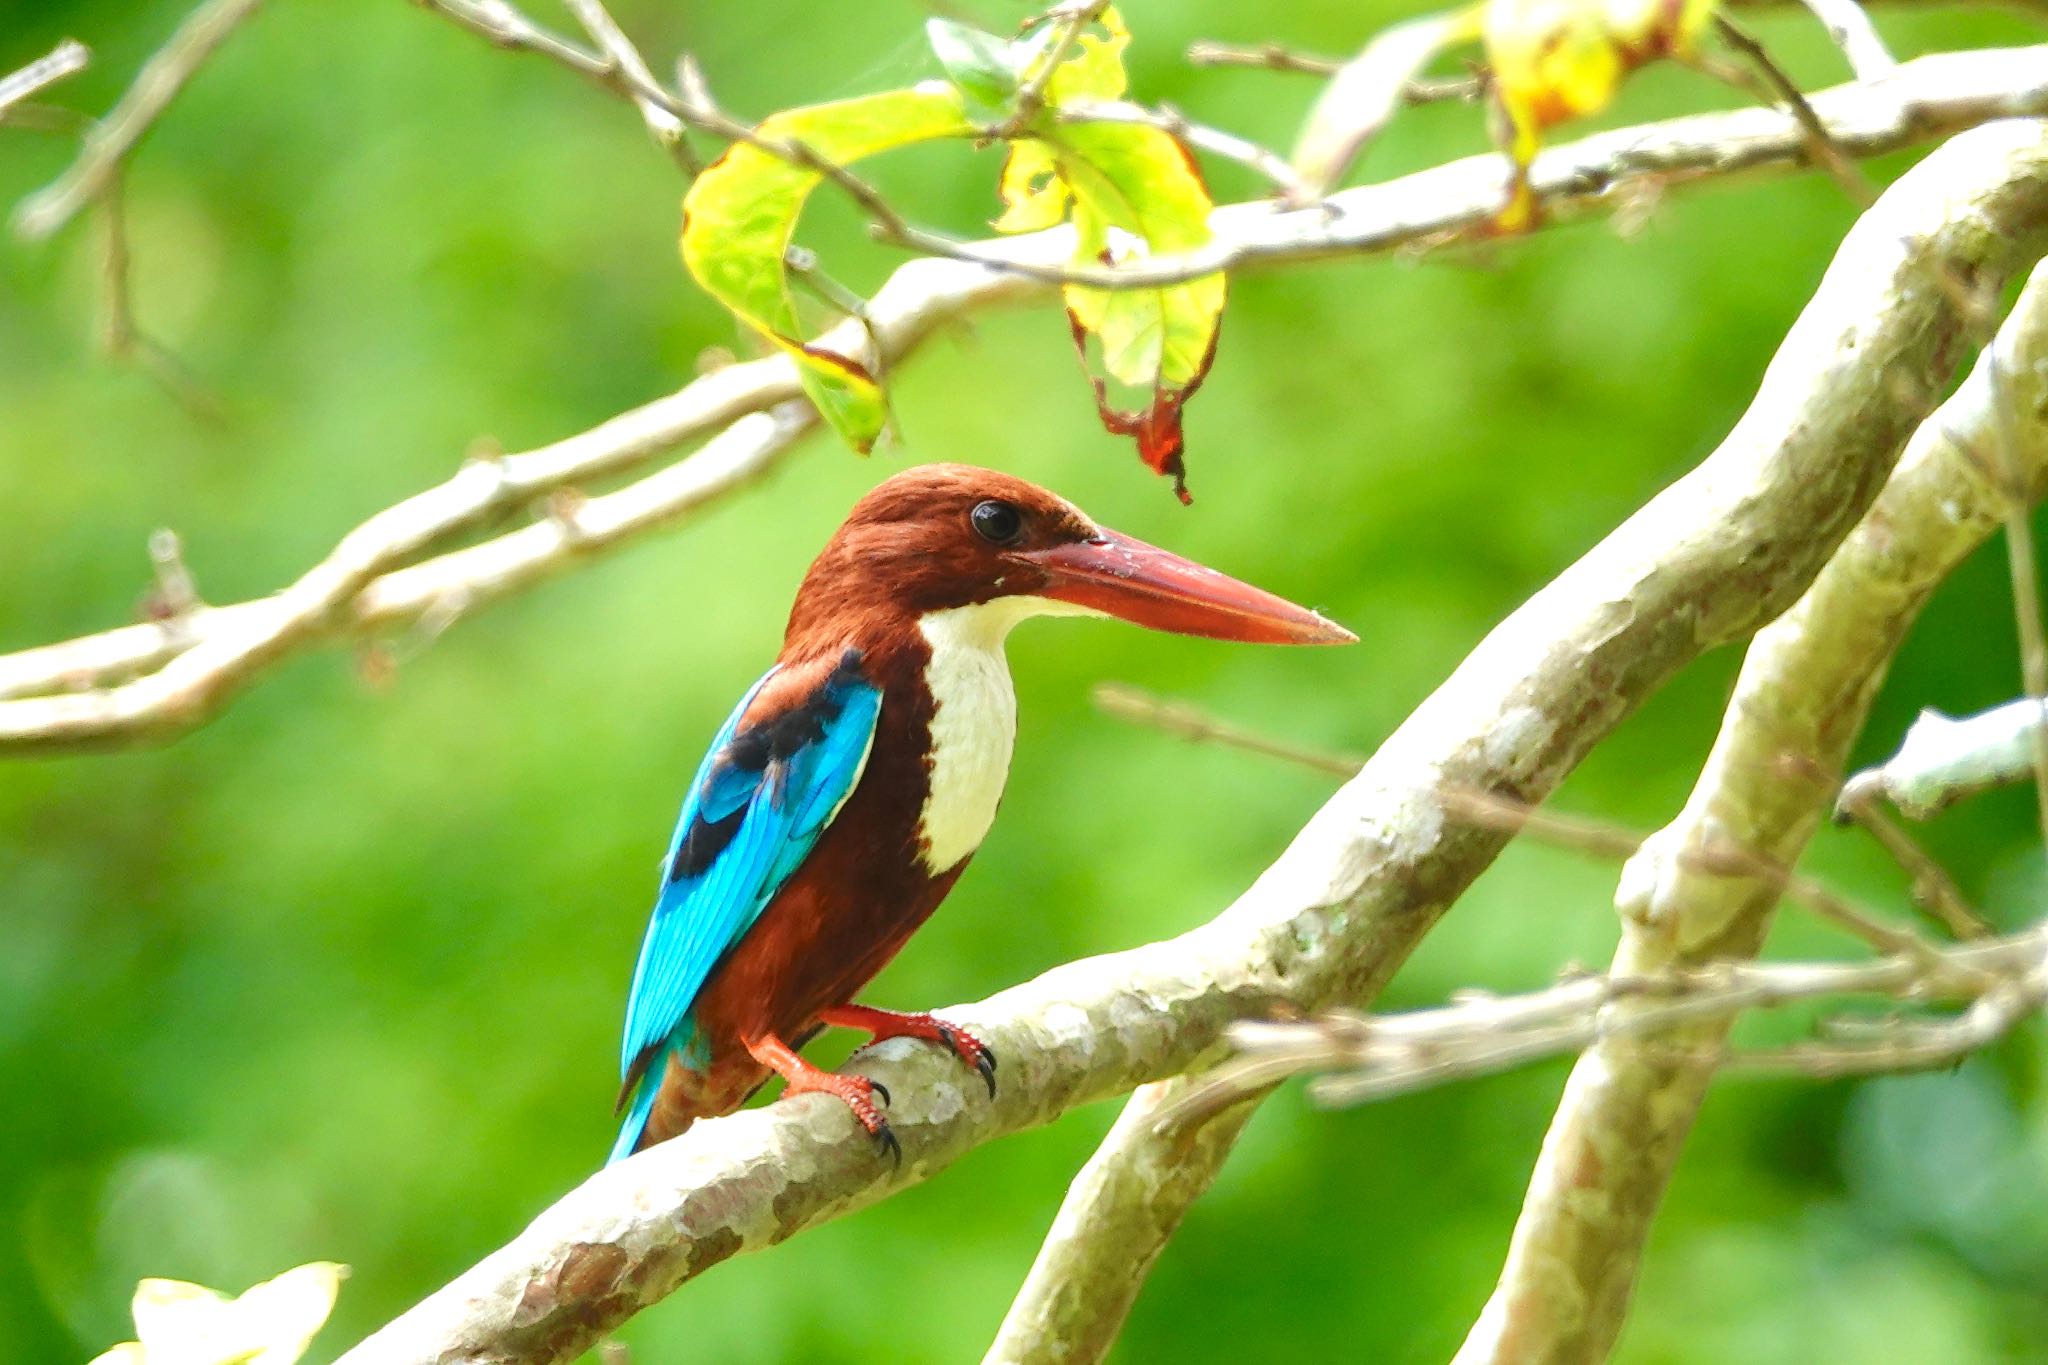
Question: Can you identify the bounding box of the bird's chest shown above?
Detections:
[913,614,1018,874]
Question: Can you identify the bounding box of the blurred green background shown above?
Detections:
[5,1,2048,1360]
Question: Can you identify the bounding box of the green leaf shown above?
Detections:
[1051,122,1223,390]
[680,87,974,451]
[991,7,1225,499]
[925,19,1021,117]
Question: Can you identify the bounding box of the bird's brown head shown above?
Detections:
[785,463,1356,650]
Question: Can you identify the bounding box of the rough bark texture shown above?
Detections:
[985,119,2048,1365]
[1457,178,2048,1365]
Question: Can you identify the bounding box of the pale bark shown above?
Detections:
[1456,182,2048,1365]
[985,119,2048,1365]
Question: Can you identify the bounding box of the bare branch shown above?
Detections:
[8,60,2045,752]
[980,122,2048,1365]
[1794,0,1899,79]
[556,0,695,169]
[1179,925,2047,1119]
[1456,237,2048,1365]
[1843,696,2048,819]
[1185,40,1344,77]
[0,38,89,119]
[96,167,226,420]
[412,0,614,79]
[1703,14,1876,205]
[994,0,1110,138]
[13,0,266,241]
[1833,788,1992,937]
[1095,685,1965,959]
[1091,682,1367,776]
[885,46,2048,291]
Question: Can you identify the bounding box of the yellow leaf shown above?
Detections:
[1042,6,1131,104]
[994,139,1068,232]
[681,85,975,451]
[1481,0,1714,226]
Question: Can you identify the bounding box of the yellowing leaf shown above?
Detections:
[1482,0,1715,226]
[994,139,1067,233]
[991,8,1227,500]
[680,86,975,451]
[93,1262,347,1365]
[1040,7,1130,104]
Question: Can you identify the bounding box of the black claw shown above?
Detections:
[873,1120,902,1168]
[869,1080,892,1108]
[975,1049,998,1099]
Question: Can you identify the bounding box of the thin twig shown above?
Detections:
[0,38,89,119]
[421,13,2048,295]
[1706,14,1876,206]
[1094,683,1963,963]
[14,0,267,241]
[1984,343,2048,856]
[1186,40,1341,76]
[1439,786,1969,966]
[556,0,699,171]
[1836,787,1997,938]
[1175,926,2047,1122]
[1091,683,1366,776]
[97,168,225,421]
[1794,0,1899,79]
[994,0,1110,138]
[1186,38,1484,106]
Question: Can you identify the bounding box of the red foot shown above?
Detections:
[817,1003,999,1099]
[743,1032,899,1165]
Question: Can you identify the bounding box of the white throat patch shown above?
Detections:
[914,596,1098,873]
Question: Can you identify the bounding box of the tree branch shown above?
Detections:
[1454,202,2048,1365]
[12,0,265,241]
[1179,925,2047,1117]
[7,52,2048,754]
[983,121,2048,1365]
[0,37,89,120]
[323,120,2048,1365]
[1842,696,2048,818]
[1794,0,1900,79]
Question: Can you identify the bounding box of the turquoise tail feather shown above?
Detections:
[608,1056,663,1166]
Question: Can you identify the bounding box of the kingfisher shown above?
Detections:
[610,463,1354,1164]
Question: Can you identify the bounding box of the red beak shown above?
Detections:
[1024,530,1356,646]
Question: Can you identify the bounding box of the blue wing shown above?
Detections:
[610,649,883,1163]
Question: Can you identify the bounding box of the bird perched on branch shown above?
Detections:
[610,464,1353,1163]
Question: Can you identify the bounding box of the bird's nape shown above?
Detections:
[1021,529,1356,646]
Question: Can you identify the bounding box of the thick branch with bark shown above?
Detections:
[333,121,2048,1365]
[1456,200,2048,1365]
[6,47,2048,756]
[983,120,2048,1365]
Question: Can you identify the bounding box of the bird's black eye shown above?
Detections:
[970,499,1024,546]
